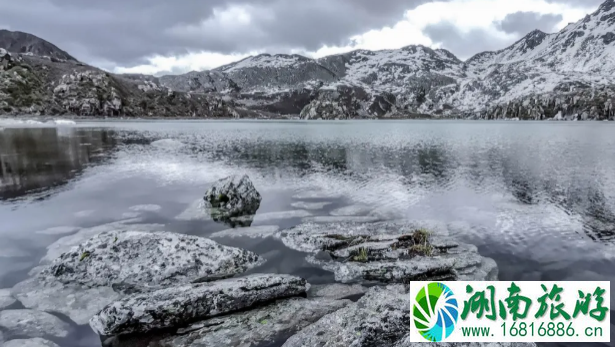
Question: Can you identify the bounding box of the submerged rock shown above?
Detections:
[210,225,280,239]
[12,278,121,325]
[35,226,80,235]
[43,230,264,293]
[0,288,16,309]
[117,297,351,347]
[204,175,262,220]
[90,274,308,336]
[0,309,72,339]
[329,205,372,216]
[279,221,497,283]
[3,338,61,347]
[290,201,332,210]
[232,210,312,223]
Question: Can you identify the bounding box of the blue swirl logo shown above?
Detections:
[413,282,459,342]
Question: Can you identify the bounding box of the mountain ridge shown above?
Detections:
[1,0,615,120]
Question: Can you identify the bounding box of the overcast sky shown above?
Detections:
[0,0,604,75]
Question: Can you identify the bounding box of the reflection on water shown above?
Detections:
[0,128,117,201]
[1,121,615,347]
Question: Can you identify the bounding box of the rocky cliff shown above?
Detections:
[2,0,615,120]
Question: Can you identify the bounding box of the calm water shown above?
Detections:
[1,120,615,347]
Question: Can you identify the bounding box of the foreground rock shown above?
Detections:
[3,338,61,347]
[284,286,536,347]
[14,228,264,324]
[44,230,264,293]
[279,221,498,283]
[204,175,262,222]
[112,297,350,347]
[90,274,308,336]
[0,309,72,339]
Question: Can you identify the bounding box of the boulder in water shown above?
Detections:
[111,296,350,347]
[42,230,264,293]
[204,175,262,222]
[283,285,536,347]
[279,221,498,283]
[90,274,309,336]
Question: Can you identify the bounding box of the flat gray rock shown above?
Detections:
[283,285,408,347]
[210,225,280,239]
[310,284,367,300]
[43,230,264,293]
[3,338,61,347]
[12,278,122,325]
[90,274,309,336]
[0,288,16,309]
[279,221,497,283]
[290,201,332,210]
[0,309,72,339]
[204,175,262,218]
[42,219,159,263]
[154,297,350,347]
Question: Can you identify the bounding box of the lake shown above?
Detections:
[1,120,615,347]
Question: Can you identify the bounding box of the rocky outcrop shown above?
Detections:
[12,224,264,325]
[279,221,498,283]
[43,230,264,293]
[0,29,77,62]
[283,285,536,347]
[110,296,351,347]
[89,274,308,336]
[204,175,262,224]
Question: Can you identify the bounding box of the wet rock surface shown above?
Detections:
[90,274,309,336]
[42,230,264,293]
[284,286,536,347]
[12,278,122,325]
[116,297,351,347]
[204,175,262,223]
[0,309,72,339]
[279,221,498,283]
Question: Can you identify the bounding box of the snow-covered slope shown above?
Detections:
[155,0,615,120]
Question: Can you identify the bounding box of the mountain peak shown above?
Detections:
[0,29,77,62]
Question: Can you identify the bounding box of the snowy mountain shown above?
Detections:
[157,0,615,120]
[1,0,614,119]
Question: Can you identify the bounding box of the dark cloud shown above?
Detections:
[0,0,432,67]
[422,22,516,60]
[496,11,563,34]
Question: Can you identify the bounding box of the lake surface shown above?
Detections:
[1,120,615,347]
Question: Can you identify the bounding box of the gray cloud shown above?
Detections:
[0,0,433,68]
[544,0,604,8]
[496,11,563,34]
[422,22,516,60]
